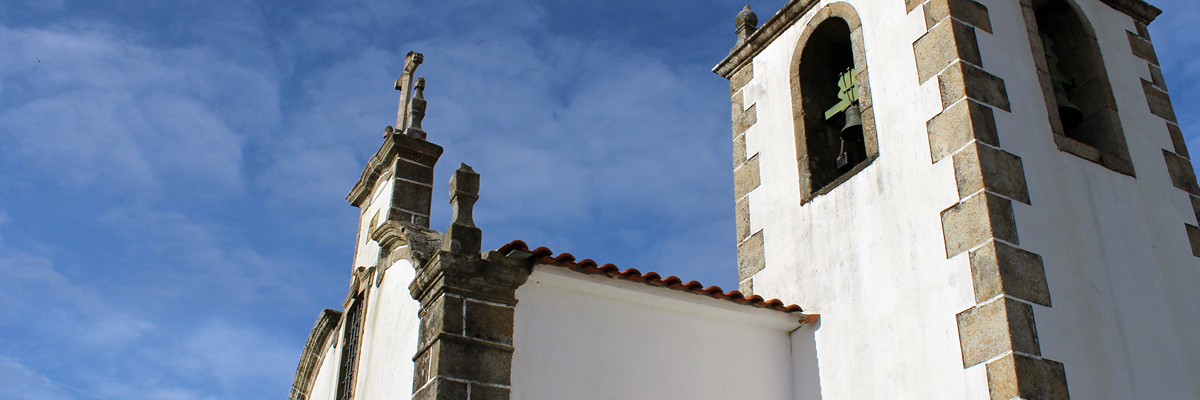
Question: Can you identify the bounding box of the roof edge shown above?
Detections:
[499,240,809,316]
[1099,0,1162,24]
[529,265,806,330]
[713,0,819,78]
[711,0,1162,78]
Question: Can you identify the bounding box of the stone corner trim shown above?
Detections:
[915,3,1070,398]
[937,61,1010,113]
[729,61,766,293]
[737,230,766,284]
[1129,26,1198,258]
[986,353,1071,400]
[928,99,999,163]
[1163,150,1200,259]
[1163,150,1199,196]
[956,297,1040,368]
[969,241,1051,306]
[940,192,1018,258]
[953,143,1031,205]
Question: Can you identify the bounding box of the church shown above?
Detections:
[289,0,1200,398]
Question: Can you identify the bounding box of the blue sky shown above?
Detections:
[0,0,1196,398]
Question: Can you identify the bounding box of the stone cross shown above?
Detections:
[394,51,424,132]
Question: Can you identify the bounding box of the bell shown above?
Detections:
[836,104,864,172]
[1053,79,1083,132]
[841,104,863,140]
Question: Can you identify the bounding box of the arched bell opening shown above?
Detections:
[797,18,865,192]
[1030,0,1132,173]
[790,3,876,202]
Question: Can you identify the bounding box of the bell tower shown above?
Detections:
[715,0,1200,398]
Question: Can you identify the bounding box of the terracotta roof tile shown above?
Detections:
[498,240,807,315]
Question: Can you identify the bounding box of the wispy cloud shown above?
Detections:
[0,357,79,400]
[0,24,277,199]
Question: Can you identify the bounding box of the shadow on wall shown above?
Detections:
[791,321,822,400]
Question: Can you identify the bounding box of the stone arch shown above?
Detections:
[1026,0,1133,175]
[790,2,878,203]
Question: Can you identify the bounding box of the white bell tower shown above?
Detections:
[714,0,1200,398]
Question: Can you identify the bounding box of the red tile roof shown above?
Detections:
[498,240,811,316]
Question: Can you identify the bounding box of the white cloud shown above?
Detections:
[0,357,78,400]
[0,24,278,199]
[0,227,301,399]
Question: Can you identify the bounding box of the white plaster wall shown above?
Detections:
[790,323,822,400]
[309,337,342,400]
[738,0,978,399]
[512,266,810,400]
[352,171,395,268]
[354,258,422,399]
[973,0,1200,397]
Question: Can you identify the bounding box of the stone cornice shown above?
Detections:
[410,252,530,307]
[713,0,819,79]
[1100,0,1161,24]
[712,0,1160,79]
[346,133,443,207]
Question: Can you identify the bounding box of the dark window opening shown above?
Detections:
[1033,0,1132,171]
[335,296,363,400]
[797,18,866,191]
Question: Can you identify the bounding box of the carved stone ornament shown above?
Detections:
[371,220,443,286]
[442,163,482,255]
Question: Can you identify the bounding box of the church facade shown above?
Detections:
[290,0,1200,399]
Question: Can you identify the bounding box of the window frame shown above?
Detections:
[1024,0,1135,176]
[789,3,879,204]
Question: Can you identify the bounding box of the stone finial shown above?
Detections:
[442,163,481,254]
[734,5,758,51]
[406,77,428,140]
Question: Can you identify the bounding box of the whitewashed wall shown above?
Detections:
[308,336,341,400]
[352,172,395,268]
[740,0,1200,399]
[976,0,1200,397]
[305,258,421,400]
[740,0,976,398]
[353,259,423,398]
[512,265,815,400]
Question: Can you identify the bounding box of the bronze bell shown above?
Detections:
[836,104,864,171]
[841,104,863,139]
[1052,79,1083,132]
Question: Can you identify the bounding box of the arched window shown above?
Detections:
[1029,0,1133,175]
[791,4,877,203]
[335,295,363,400]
